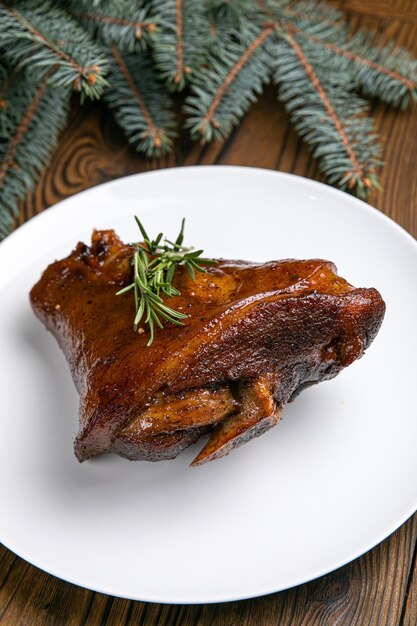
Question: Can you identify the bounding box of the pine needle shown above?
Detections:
[0,0,109,101]
[0,0,417,232]
[67,0,159,53]
[0,71,70,239]
[273,27,382,198]
[105,48,176,156]
[152,0,210,91]
[185,20,276,142]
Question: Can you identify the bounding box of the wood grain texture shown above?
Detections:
[2,1,417,624]
[402,536,417,625]
[340,0,417,22]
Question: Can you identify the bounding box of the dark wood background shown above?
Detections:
[1,1,417,624]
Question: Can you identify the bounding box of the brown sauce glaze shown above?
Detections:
[30,230,385,465]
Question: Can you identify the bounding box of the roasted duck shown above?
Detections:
[30,229,385,466]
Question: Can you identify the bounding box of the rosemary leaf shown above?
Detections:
[117,216,215,345]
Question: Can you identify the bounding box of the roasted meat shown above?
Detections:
[30,229,385,466]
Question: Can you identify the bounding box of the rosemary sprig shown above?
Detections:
[116,216,216,346]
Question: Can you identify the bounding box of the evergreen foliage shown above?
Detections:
[273,29,382,195]
[66,0,159,53]
[152,0,210,90]
[185,20,276,142]
[0,70,70,238]
[105,49,176,155]
[0,0,416,239]
[0,1,109,99]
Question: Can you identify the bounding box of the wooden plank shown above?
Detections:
[402,542,417,625]
[370,20,417,235]
[341,0,417,23]
[2,516,416,624]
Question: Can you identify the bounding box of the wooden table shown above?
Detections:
[1,2,417,624]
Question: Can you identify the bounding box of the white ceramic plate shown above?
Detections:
[0,166,416,604]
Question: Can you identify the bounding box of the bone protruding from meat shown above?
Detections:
[191,374,283,466]
[112,385,236,461]
[29,229,386,465]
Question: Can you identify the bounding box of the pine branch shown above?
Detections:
[0,1,109,101]
[75,0,110,6]
[66,0,158,53]
[273,27,382,198]
[0,71,70,239]
[258,0,347,46]
[185,22,275,142]
[152,0,209,91]
[0,59,13,112]
[0,0,416,234]
[206,0,264,51]
[104,47,176,157]
[272,0,345,32]
[261,1,417,108]
[207,0,258,24]
[296,29,417,108]
[0,58,6,88]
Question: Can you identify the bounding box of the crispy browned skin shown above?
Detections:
[30,230,385,466]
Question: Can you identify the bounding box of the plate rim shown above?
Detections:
[1,165,416,604]
[1,165,417,259]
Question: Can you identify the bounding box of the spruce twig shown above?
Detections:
[67,1,159,53]
[280,1,345,30]
[152,0,209,90]
[0,0,417,238]
[185,21,275,142]
[258,0,346,39]
[259,1,417,107]
[0,71,69,237]
[104,47,176,156]
[0,1,109,100]
[297,31,417,107]
[274,26,381,197]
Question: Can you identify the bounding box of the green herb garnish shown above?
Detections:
[116,216,216,346]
